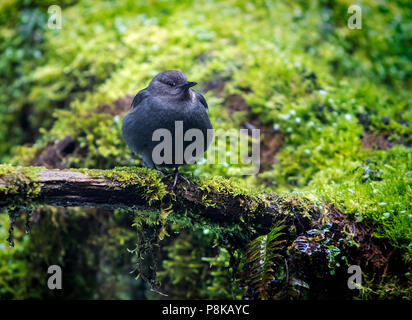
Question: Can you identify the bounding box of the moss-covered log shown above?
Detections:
[0,164,409,299]
[1,165,338,229]
[0,165,389,264]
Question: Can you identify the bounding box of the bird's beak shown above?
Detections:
[181,81,198,89]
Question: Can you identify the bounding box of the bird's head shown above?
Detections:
[148,70,197,100]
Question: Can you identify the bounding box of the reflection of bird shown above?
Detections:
[122,70,213,187]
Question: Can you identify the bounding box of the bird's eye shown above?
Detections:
[160,79,176,86]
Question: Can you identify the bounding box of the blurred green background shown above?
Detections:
[0,0,411,299]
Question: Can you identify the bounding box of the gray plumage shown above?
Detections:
[122,70,213,169]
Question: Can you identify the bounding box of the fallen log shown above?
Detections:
[0,164,405,299]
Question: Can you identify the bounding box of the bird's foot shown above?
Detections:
[164,168,190,189]
[156,170,166,176]
[153,165,167,176]
[172,172,190,189]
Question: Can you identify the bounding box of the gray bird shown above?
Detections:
[122,70,213,187]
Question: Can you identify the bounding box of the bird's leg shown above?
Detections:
[179,174,190,186]
[172,167,179,189]
[171,167,190,189]
[153,164,166,175]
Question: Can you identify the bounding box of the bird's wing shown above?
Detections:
[195,91,208,109]
[131,89,150,109]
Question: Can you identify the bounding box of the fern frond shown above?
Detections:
[245,220,286,300]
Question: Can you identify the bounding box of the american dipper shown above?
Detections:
[122,70,213,187]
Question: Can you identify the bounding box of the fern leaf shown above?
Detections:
[245,220,286,300]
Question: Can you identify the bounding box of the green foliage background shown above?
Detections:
[0,0,411,299]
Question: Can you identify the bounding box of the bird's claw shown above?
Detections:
[172,172,190,189]
[164,169,190,189]
[158,168,190,189]
[154,166,167,176]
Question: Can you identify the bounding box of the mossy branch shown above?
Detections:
[0,165,286,225]
[0,164,403,287]
[0,164,345,230]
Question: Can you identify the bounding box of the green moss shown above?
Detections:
[84,166,168,204]
[356,272,412,300]
[0,165,43,202]
[0,211,30,299]
[195,175,261,212]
